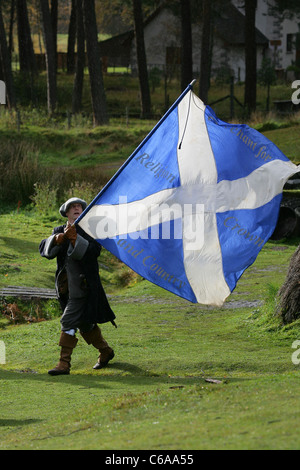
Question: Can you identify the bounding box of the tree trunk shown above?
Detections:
[72,0,85,114]
[199,0,212,103]
[8,0,15,63]
[0,3,16,109]
[132,0,151,118]
[180,0,193,91]
[83,0,108,126]
[67,0,77,74]
[16,0,36,75]
[51,0,58,72]
[40,0,57,114]
[244,0,257,116]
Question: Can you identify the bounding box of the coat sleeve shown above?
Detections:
[67,234,89,260]
[39,226,65,260]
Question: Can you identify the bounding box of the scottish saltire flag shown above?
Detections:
[76,82,298,306]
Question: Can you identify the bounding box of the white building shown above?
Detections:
[100,0,300,82]
[233,0,300,74]
[134,2,269,82]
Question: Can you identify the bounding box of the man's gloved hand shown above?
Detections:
[64,223,77,247]
[54,233,67,245]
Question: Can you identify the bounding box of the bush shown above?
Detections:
[0,134,110,213]
[0,142,42,205]
[0,297,61,324]
[31,182,58,215]
[64,180,98,206]
[30,166,110,215]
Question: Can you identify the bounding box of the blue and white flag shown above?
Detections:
[77,82,298,306]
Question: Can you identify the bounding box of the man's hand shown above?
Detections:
[64,223,77,247]
[55,233,67,245]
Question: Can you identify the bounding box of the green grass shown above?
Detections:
[1,76,300,449]
[1,210,300,449]
[1,291,300,450]
[2,75,300,177]
[0,211,135,292]
[260,126,300,163]
[0,112,156,183]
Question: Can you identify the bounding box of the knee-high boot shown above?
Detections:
[48,332,78,376]
[80,325,114,370]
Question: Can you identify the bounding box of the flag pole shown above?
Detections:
[76,79,197,225]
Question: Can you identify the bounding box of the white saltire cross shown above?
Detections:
[79,93,298,305]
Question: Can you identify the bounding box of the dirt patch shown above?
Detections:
[109,295,262,310]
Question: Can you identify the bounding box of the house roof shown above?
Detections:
[99,1,269,58]
[99,30,134,58]
[213,2,269,46]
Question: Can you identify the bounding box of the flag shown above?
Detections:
[76,82,298,306]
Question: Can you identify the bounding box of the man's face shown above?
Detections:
[66,203,83,224]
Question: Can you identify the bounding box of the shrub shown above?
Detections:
[30,167,109,215]
[64,181,97,206]
[0,142,41,205]
[31,182,58,215]
[0,297,61,324]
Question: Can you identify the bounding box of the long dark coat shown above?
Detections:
[39,225,116,326]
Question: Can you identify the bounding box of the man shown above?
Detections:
[39,197,116,376]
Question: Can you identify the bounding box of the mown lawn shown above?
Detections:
[0,209,300,450]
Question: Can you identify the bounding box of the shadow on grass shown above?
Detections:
[0,418,42,427]
[0,363,248,390]
[0,237,39,254]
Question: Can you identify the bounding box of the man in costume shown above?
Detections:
[39,197,116,376]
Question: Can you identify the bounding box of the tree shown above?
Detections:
[8,0,15,62]
[50,0,58,72]
[180,0,193,91]
[67,0,77,74]
[83,0,108,126]
[132,0,151,118]
[0,2,16,109]
[244,0,257,116]
[268,0,300,18]
[257,58,276,112]
[277,244,300,323]
[40,0,57,114]
[16,0,36,76]
[199,0,212,103]
[72,0,85,114]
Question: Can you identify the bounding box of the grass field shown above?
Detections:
[1,208,300,450]
[1,76,300,450]
[1,105,300,176]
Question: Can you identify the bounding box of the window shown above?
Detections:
[287,33,294,53]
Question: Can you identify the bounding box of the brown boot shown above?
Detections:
[48,332,78,376]
[80,325,114,370]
